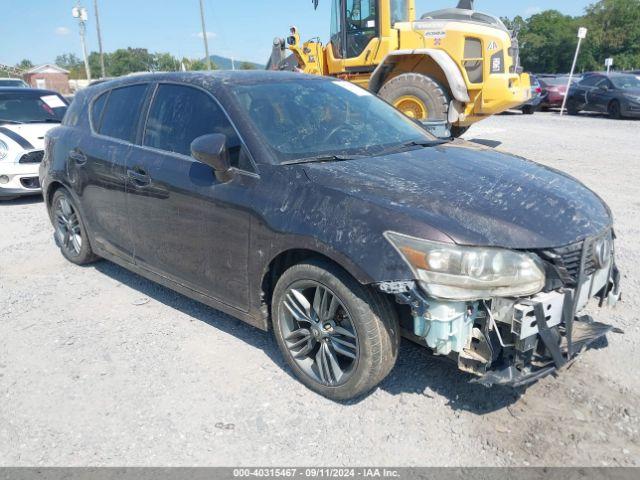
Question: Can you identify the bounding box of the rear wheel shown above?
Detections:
[566,99,580,116]
[522,105,535,115]
[608,100,622,119]
[272,260,399,400]
[50,188,98,265]
[378,73,449,122]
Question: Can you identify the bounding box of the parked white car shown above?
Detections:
[0,87,68,199]
[0,78,30,88]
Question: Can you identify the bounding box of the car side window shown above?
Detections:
[579,76,602,87]
[143,83,251,171]
[99,84,148,142]
[91,91,109,131]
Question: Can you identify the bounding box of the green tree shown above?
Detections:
[584,0,640,70]
[153,52,181,72]
[518,10,582,73]
[181,58,216,71]
[16,59,34,71]
[238,61,257,70]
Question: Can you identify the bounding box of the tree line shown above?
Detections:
[1,48,257,79]
[503,0,640,73]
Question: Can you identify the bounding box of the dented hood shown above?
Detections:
[302,143,612,249]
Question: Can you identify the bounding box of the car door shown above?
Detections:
[75,83,150,261]
[589,78,615,112]
[126,82,256,311]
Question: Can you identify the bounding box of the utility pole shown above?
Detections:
[93,0,106,78]
[198,0,212,70]
[560,26,587,116]
[72,2,92,82]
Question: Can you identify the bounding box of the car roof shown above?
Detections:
[86,70,326,93]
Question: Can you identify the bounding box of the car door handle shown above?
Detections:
[69,150,87,165]
[127,168,151,187]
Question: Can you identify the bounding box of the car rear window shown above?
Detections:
[98,84,148,142]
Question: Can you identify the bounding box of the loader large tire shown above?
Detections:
[378,73,449,121]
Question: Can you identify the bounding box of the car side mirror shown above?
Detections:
[191,133,233,182]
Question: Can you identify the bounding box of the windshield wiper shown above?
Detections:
[0,119,24,124]
[374,139,448,157]
[26,119,61,123]
[281,154,363,165]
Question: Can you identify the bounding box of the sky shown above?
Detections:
[1,0,593,67]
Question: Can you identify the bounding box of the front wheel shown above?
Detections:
[378,73,449,122]
[272,260,399,400]
[608,100,622,119]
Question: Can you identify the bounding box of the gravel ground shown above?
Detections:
[0,111,639,467]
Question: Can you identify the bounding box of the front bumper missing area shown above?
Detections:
[473,315,614,387]
[381,256,621,389]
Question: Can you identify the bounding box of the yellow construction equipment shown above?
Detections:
[268,0,530,136]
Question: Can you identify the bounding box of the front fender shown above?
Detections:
[369,49,471,103]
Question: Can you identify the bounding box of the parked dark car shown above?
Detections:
[518,74,544,114]
[41,72,621,400]
[566,72,640,118]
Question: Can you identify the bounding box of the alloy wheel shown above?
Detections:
[54,196,83,257]
[278,281,359,386]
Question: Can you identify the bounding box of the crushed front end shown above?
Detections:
[380,229,621,387]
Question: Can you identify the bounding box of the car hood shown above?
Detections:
[621,88,640,97]
[0,123,55,151]
[302,142,612,249]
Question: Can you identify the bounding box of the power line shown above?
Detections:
[94,0,106,78]
[199,0,212,70]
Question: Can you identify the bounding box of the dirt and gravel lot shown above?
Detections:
[1,111,639,467]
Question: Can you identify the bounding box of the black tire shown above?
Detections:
[522,105,535,115]
[450,126,469,138]
[608,100,622,119]
[271,259,400,400]
[49,188,99,265]
[378,73,449,121]
[566,99,580,116]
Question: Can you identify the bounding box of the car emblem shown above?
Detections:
[592,236,612,269]
[487,41,498,51]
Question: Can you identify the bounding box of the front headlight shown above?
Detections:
[0,140,8,160]
[385,231,546,300]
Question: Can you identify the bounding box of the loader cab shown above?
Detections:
[329,0,411,72]
[331,0,378,60]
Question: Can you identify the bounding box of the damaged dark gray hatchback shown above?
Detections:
[41,71,621,400]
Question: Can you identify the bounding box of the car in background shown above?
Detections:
[566,72,640,119]
[538,76,572,109]
[40,71,620,399]
[0,88,68,199]
[519,74,545,114]
[0,78,29,88]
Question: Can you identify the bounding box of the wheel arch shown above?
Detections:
[369,49,471,104]
[260,247,374,324]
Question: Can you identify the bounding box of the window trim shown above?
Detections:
[89,90,110,133]
[88,81,152,146]
[138,81,259,177]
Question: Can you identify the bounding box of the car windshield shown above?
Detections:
[610,75,640,89]
[228,78,438,164]
[541,77,571,86]
[0,79,27,88]
[0,92,67,124]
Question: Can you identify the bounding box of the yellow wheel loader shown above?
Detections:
[268,0,531,137]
